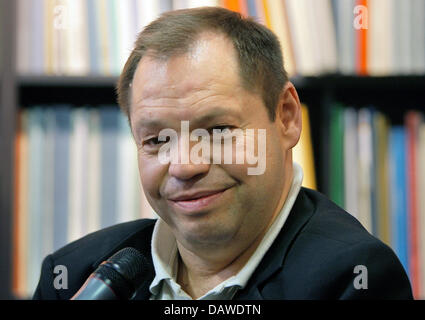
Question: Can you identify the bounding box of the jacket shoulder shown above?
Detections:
[33,219,156,300]
[301,187,374,244]
[52,218,156,261]
[263,188,413,299]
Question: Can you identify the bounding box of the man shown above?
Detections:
[33,7,412,300]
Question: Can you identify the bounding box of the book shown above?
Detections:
[64,0,89,75]
[87,109,102,234]
[106,0,120,75]
[343,107,359,220]
[246,0,258,19]
[253,0,266,25]
[99,106,120,228]
[312,0,338,73]
[95,0,111,75]
[354,0,368,75]
[266,0,296,76]
[117,113,139,223]
[411,0,425,74]
[357,108,373,233]
[393,0,413,74]
[285,0,318,75]
[42,108,55,259]
[27,107,47,296]
[368,108,378,238]
[372,111,391,245]
[68,108,90,243]
[86,0,100,74]
[136,0,161,32]
[116,0,134,73]
[329,103,344,208]
[332,0,355,74]
[389,126,409,276]
[418,121,425,298]
[16,0,31,74]
[405,111,422,299]
[223,0,241,13]
[53,106,72,251]
[367,0,393,75]
[30,0,46,74]
[159,0,173,13]
[43,0,54,75]
[12,110,29,298]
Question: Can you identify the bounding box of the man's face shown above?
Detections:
[129,33,288,250]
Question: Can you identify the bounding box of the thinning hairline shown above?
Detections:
[126,30,261,116]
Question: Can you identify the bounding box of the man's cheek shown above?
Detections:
[220,163,248,182]
[139,160,165,200]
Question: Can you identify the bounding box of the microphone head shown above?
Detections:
[95,247,151,299]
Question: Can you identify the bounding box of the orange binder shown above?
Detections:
[355,0,368,75]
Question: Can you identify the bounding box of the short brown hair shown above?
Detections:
[116,6,288,121]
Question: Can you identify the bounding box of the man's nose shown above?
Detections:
[168,139,211,180]
[168,162,210,181]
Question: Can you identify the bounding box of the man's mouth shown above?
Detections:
[168,188,230,212]
[169,189,227,201]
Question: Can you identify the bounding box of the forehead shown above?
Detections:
[130,33,242,108]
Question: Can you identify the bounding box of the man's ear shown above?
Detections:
[274,81,302,149]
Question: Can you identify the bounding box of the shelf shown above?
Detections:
[18,76,119,106]
[18,75,119,87]
[16,74,425,91]
[290,74,425,88]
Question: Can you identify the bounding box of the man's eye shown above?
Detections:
[210,125,234,132]
[145,137,160,146]
[143,136,170,147]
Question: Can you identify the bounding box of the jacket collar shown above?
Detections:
[234,187,316,299]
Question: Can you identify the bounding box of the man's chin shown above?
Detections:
[175,220,238,249]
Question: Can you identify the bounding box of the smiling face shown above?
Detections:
[129,33,291,252]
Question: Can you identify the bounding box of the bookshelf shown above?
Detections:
[1,0,424,300]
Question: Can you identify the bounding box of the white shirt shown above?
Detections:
[149,163,304,300]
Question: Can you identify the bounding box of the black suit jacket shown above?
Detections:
[33,187,413,299]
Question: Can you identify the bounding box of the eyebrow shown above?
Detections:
[135,106,240,130]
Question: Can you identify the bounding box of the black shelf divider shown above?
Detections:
[0,0,17,300]
[18,75,119,86]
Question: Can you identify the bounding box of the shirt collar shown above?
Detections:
[149,163,304,299]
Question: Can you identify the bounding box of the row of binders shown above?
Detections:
[16,0,425,77]
[327,105,425,300]
[12,106,155,298]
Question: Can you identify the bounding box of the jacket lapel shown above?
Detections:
[235,187,316,299]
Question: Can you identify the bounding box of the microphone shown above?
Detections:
[71,247,150,300]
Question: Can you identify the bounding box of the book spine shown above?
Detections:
[354,0,368,75]
[100,106,119,228]
[53,106,71,251]
[343,107,359,220]
[405,111,422,299]
[389,127,409,275]
[87,109,101,234]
